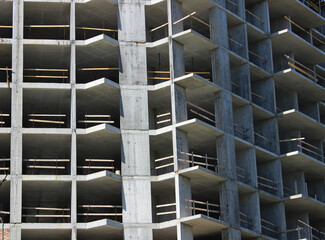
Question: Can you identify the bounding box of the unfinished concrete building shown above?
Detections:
[0,0,325,239]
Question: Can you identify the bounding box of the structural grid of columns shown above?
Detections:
[0,0,325,240]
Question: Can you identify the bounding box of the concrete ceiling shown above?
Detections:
[24,2,70,25]
[24,44,70,68]
[76,0,117,29]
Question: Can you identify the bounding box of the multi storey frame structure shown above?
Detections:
[0,0,325,239]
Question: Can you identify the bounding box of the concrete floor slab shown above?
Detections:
[77,219,122,240]
[284,194,325,219]
[280,151,325,177]
[252,103,275,121]
[268,0,325,28]
[273,69,325,101]
[277,109,325,139]
[271,30,325,65]
[181,214,229,237]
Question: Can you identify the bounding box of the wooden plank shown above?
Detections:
[24,75,68,79]
[157,119,171,124]
[78,213,122,216]
[249,51,266,61]
[24,68,68,72]
[190,109,216,124]
[245,9,264,23]
[157,112,171,118]
[187,101,215,117]
[28,114,66,117]
[25,25,70,28]
[22,215,70,218]
[28,119,65,124]
[157,211,176,216]
[23,207,70,211]
[76,26,118,32]
[79,67,119,71]
[0,114,10,117]
[24,159,70,162]
[27,166,66,169]
[173,12,196,25]
[155,162,174,170]
[150,22,168,32]
[154,155,173,163]
[77,166,114,169]
[85,159,114,162]
[84,115,111,118]
[156,203,176,208]
[78,120,114,124]
[79,205,122,208]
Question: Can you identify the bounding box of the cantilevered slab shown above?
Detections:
[76,34,118,69]
[229,50,248,65]
[172,29,217,69]
[77,124,121,156]
[77,172,121,203]
[271,30,325,65]
[258,189,282,204]
[255,145,278,162]
[240,227,260,239]
[176,119,224,153]
[172,30,216,52]
[249,62,271,81]
[280,151,325,177]
[268,0,325,28]
[273,69,325,101]
[76,34,118,47]
[76,78,120,117]
[181,214,229,237]
[284,194,325,219]
[179,166,225,182]
[149,126,173,152]
[252,103,275,121]
[176,73,221,110]
[234,136,253,151]
[237,182,256,195]
[77,219,122,240]
[246,22,269,41]
[277,109,325,139]
[148,82,171,109]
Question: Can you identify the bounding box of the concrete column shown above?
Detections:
[210,6,229,48]
[10,1,23,239]
[211,48,231,90]
[231,64,251,100]
[70,1,77,239]
[119,1,152,239]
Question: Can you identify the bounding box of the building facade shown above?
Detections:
[0,0,325,239]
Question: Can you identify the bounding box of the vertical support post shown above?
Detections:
[10,1,24,239]
[119,1,153,239]
[70,1,77,240]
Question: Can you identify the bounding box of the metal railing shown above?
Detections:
[280,137,324,162]
[239,211,253,230]
[187,101,215,125]
[261,218,278,238]
[257,175,278,194]
[298,0,324,14]
[285,54,325,86]
[297,219,325,240]
[236,166,250,184]
[185,199,222,219]
[179,151,219,172]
